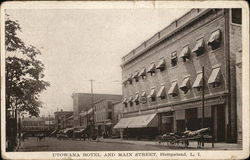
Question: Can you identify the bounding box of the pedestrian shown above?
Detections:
[83,133,86,141]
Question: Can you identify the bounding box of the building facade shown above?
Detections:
[94,97,122,137]
[72,93,122,129]
[54,110,73,130]
[117,9,241,143]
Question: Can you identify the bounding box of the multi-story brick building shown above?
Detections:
[72,93,122,129]
[116,9,241,143]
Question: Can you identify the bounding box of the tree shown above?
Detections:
[5,15,50,117]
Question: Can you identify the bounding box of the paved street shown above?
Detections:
[18,137,166,151]
[18,137,241,151]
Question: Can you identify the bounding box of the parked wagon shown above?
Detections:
[157,128,214,148]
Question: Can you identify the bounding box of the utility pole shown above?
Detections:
[90,79,95,139]
[202,66,205,147]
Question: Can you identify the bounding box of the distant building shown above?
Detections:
[54,110,73,130]
[72,93,122,129]
[117,9,241,143]
[21,117,45,135]
[94,97,122,136]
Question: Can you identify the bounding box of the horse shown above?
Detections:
[37,134,45,142]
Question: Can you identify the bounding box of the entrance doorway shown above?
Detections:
[212,104,225,142]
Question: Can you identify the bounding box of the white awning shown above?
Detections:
[113,117,134,129]
[179,77,190,93]
[193,73,203,88]
[128,113,158,128]
[133,94,139,102]
[208,30,221,46]
[156,58,166,70]
[122,98,128,104]
[114,114,158,129]
[208,67,221,84]
[147,88,156,98]
[192,38,204,53]
[139,68,147,77]
[168,81,178,96]
[157,86,166,98]
[147,63,156,73]
[179,45,190,58]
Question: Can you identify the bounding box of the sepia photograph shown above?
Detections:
[1,1,249,160]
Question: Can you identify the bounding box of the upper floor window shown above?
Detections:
[179,77,190,94]
[129,96,134,107]
[127,74,133,84]
[208,67,221,88]
[156,58,166,71]
[133,71,139,82]
[139,68,147,79]
[192,38,204,56]
[179,45,190,62]
[171,52,178,66]
[147,63,156,76]
[122,98,128,108]
[140,91,147,104]
[208,29,221,50]
[157,85,166,99]
[148,88,156,102]
[231,8,242,25]
[192,72,203,91]
[134,94,140,105]
[168,81,179,97]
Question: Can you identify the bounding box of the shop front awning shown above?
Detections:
[157,85,166,98]
[168,81,178,96]
[208,67,221,84]
[114,113,158,129]
[113,117,133,129]
[192,73,203,88]
[128,113,158,128]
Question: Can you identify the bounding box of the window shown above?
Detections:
[122,98,128,108]
[171,52,178,66]
[140,91,147,104]
[192,38,204,56]
[139,68,147,79]
[147,62,156,76]
[133,94,140,105]
[122,79,127,87]
[133,71,139,82]
[192,73,203,91]
[148,88,156,102]
[108,112,112,120]
[179,45,190,62]
[156,58,166,71]
[129,96,133,107]
[127,74,133,84]
[231,8,242,24]
[208,67,221,87]
[179,77,190,94]
[208,29,221,50]
[168,81,178,97]
[157,85,166,99]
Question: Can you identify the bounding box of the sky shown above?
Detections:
[6,8,190,117]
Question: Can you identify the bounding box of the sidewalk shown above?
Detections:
[99,138,242,150]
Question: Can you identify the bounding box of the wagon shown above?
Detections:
[157,128,214,148]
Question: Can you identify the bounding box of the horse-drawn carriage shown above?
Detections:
[157,128,214,148]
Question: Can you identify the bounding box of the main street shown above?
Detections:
[18,137,166,151]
